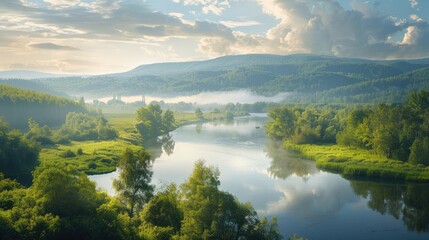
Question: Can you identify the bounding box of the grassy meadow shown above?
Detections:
[39,113,140,174]
[38,110,235,174]
[285,142,429,182]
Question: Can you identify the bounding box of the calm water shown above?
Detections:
[90,114,429,240]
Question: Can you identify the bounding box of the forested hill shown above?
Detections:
[0,79,69,97]
[10,54,429,102]
[0,85,86,129]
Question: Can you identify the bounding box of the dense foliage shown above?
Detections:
[32,54,429,103]
[266,105,342,144]
[135,103,175,141]
[0,119,39,186]
[25,112,118,145]
[60,112,118,141]
[0,85,86,129]
[0,151,282,240]
[113,148,154,217]
[266,91,429,166]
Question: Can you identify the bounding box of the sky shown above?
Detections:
[0,0,428,74]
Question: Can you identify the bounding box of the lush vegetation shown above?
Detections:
[0,84,86,129]
[135,103,175,141]
[0,148,282,240]
[266,90,429,181]
[26,112,118,145]
[0,119,39,186]
[31,54,429,104]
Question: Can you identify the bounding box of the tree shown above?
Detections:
[141,184,183,232]
[31,165,98,218]
[113,148,154,217]
[0,118,39,186]
[409,137,429,165]
[266,107,297,139]
[162,109,175,133]
[136,104,176,141]
[195,108,204,120]
[180,160,282,240]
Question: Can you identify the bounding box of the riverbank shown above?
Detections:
[285,142,429,182]
[40,111,247,175]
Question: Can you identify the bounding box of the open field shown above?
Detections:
[40,139,142,174]
[40,113,139,174]
[39,110,236,174]
[285,142,429,182]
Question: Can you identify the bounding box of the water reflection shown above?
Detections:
[265,139,318,179]
[90,115,429,239]
[145,133,176,159]
[350,181,429,232]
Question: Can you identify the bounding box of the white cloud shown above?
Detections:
[198,0,429,59]
[175,0,230,15]
[169,12,185,18]
[43,0,81,8]
[409,0,418,8]
[410,14,423,22]
[220,20,260,28]
[202,4,223,15]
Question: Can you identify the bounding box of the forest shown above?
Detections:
[0,85,86,129]
[265,90,429,180]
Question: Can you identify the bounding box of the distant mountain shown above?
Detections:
[0,70,71,79]
[111,54,343,77]
[26,54,429,103]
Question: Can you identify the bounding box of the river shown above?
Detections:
[89,114,429,240]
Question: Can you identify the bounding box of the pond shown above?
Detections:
[89,114,429,240]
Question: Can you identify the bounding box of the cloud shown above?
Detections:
[29,42,79,50]
[0,1,233,41]
[409,0,418,9]
[220,20,260,28]
[1,0,429,74]
[43,0,81,8]
[169,12,184,18]
[199,0,429,59]
[174,0,230,15]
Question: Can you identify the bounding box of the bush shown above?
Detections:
[77,148,83,155]
[61,150,76,158]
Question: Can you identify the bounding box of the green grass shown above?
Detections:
[40,140,141,175]
[285,142,429,182]
[40,110,246,175]
[40,114,141,174]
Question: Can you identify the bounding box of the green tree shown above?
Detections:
[0,118,39,186]
[136,104,176,141]
[31,166,98,218]
[266,107,297,139]
[409,137,429,165]
[195,108,204,120]
[180,160,282,240]
[141,184,183,232]
[113,148,154,217]
[162,109,175,133]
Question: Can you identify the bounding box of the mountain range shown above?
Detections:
[1,54,429,103]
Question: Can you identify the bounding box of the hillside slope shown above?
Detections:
[0,84,86,129]
[8,54,429,103]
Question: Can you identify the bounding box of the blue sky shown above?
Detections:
[0,0,428,74]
